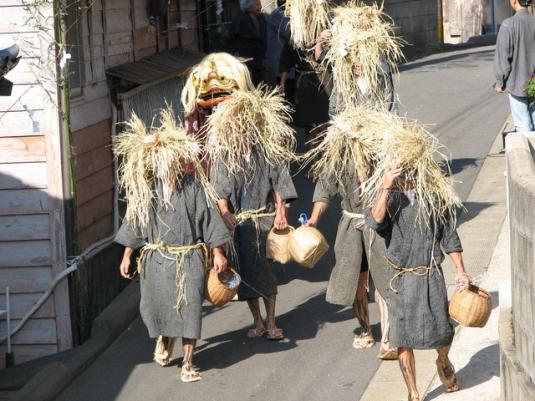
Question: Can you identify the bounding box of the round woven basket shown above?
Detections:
[266,226,294,264]
[449,284,492,328]
[205,268,241,307]
[288,226,329,269]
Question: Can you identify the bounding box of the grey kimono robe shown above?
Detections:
[365,191,463,349]
[212,153,297,300]
[313,169,390,306]
[115,177,232,340]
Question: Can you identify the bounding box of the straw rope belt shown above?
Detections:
[137,241,209,311]
[342,210,366,230]
[235,207,276,225]
[386,257,432,294]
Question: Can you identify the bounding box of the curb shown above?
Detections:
[6,281,140,401]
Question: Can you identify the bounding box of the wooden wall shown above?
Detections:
[71,0,201,252]
[443,0,483,44]
[67,0,202,344]
[0,0,71,367]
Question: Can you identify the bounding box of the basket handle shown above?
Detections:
[467,284,491,298]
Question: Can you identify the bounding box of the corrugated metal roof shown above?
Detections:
[106,47,204,98]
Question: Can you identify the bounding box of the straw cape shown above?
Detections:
[205,85,297,177]
[284,0,331,50]
[323,1,405,106]
[113,107,216,229]
[360,117,462,226]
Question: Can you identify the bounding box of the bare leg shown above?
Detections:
[180,338,201,382]
[264,294,284,340]
[263,295,277,330]
[377,290,394,351]
[436,345,459,392]
[154,336,175,366]
[398,347,419,401]
[182,338,196,368]
[353,271,370,334]
[436,345,451,366]
[246,298,266,337]
[247,298,265,328]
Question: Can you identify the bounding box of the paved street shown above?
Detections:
[55,45,509,401]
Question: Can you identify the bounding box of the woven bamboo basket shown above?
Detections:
[288,226,329,268]
[205,268,241,307]
[266,226,294,264]
[449,284,492,328]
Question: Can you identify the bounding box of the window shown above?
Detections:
[65,0,85,93]
[201,0,240,52]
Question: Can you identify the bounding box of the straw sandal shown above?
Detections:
[436,359,459,392]
[266,327,284,341]
[180,364,201,383]
[153,336,175,367]
[247,327,266,338]
[352,332,375,349]
[377,346,398,360]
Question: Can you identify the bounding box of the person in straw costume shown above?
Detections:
[303,106,397,358]
[303,1,403,357]
[364,120,472,401]
[206,82,298,341]
[114,109,231,383]
[314,1,404,115]
[181,52,256,165]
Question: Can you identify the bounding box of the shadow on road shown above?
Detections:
[424,291,499,401]
[400,49,495,73]
[458,201,494,226]
[189,292,371,371]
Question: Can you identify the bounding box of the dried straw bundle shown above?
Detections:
[301,105,393,186]
[324,2,404,105]
[285,0,331,49]
[206,85,297,177]
[360,119,462,225]
[114,108,215,229]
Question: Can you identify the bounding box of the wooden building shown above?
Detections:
[0,0,213,368]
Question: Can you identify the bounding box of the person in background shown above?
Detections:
[494,0,535,132]
[279,42,330,148]
[228,0,268,86]
[265,0,291,89]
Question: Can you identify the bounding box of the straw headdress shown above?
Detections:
[205,84,297,177]
[114,107,215,229]
[285,0,331,50]
[301,105,394,186]
[360,118,462,226]
[323,1,404,106]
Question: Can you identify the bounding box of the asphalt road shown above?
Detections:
[55,45,509,401]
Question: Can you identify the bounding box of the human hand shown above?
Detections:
[383,167,403,189]
[319,29,331,44]
[222,212,237,231]
[212,248,228,273]
[495,85,505,93]
[305,216,318,227]
[273,211,288,230]
[119,257,132,279]
[455,272,471,289]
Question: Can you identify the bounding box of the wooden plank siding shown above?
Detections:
[0,0,71,366]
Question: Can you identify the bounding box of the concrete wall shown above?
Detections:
[383,0,439,50]
[502,133,535,400]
